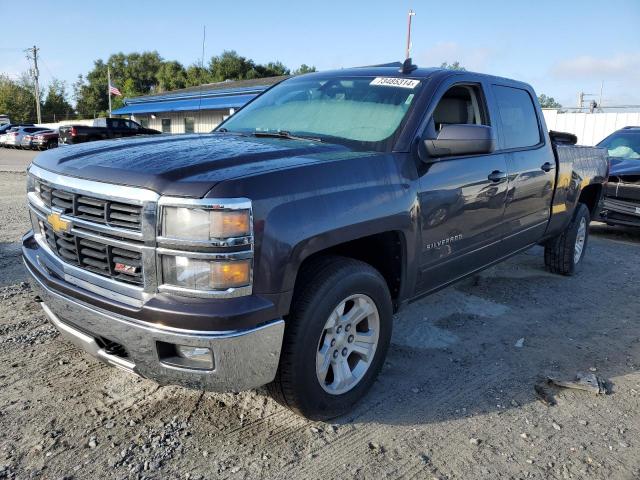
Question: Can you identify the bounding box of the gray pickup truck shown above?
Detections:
[23,62,608,419]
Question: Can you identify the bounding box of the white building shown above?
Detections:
[112,76,287,134]
[542,110,640,146]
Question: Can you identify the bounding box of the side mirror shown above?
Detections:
[424,124,496,159]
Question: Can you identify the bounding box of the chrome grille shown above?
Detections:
[37,181,142,231]
[39,220,143,286]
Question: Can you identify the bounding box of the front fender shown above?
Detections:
[259,181,418,297]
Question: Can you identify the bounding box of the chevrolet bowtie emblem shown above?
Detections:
[47,212,71,234]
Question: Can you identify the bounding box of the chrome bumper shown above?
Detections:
[25,258,284,392]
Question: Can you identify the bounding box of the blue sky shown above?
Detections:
[1,0,639,107]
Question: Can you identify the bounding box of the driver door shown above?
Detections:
[415,81,509,293]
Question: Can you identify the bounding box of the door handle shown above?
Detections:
[541,162,555,172]
[488,170,507,183]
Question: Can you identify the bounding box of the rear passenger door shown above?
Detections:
[491,85,556,248]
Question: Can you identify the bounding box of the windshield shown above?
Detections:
[598,132,640,159]
[218,75,424,151]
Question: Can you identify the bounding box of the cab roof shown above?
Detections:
[299,64,534,92]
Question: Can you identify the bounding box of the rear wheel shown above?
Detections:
[544,203,590,275]
[268,256,392,420]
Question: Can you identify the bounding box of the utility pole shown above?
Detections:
[107,66,112,117]
[25,45,41,124]
[406,9,416,59]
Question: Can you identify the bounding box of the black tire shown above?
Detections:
[544,203,590,276]
[267,256,393,420]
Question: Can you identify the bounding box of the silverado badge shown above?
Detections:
[47,212,71,234]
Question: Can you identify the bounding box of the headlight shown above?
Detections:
[161,255,251,291]
[157,198,254,297]
[161,206,251,241]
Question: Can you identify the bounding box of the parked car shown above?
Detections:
[597,126,640,227]
[0,123,35,146]
[4,126,48,148]
[31,129,59,150]
[20,133,36,149]
[23,63,608,420]
[58,118,161,145]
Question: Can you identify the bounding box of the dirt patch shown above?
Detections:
[1,173,639,479]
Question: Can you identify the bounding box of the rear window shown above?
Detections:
[492,85,541,149]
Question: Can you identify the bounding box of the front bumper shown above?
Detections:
[600,197,640,227]
[23,245,285,392]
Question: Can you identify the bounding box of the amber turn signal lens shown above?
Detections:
[210,260,251,289]
[210,211,251,238]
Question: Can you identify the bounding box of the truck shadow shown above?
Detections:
[590,221,640,244]
[336,238,640,426]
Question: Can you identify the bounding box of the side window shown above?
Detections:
[138,117,149,128]
[492,85,541,149]
[124,120,139,130]
[432,84,488,131]
[161,118,171,134]
[184,117,195,134]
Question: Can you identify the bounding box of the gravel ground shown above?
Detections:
[0,148,37,173]
[1,171,639,479]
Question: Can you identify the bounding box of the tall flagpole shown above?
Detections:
[107,66,112,117]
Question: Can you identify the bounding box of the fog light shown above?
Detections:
[177,345,211,361]
[157,342,214,370]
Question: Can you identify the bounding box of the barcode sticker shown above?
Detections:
[370,77,420,89]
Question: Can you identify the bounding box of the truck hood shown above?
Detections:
[609,158,640,177]
[32,133,349,197]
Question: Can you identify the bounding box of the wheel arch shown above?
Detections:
[287,230,408,313]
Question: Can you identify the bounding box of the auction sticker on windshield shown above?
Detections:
[370,77,420,89]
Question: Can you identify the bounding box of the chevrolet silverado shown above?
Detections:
[23,62,608,419]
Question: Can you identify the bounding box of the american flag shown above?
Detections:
[109,84,122,96]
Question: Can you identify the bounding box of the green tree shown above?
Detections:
[41,79,73,122]
[156,61,187,92]
[73,50,312,114]
[0,74,37,123]
[253,61,290,78]
[185,64,212,87]
[209,50,255,82]
[293,64,316,75]
[75,51,165,116]
[538,94,562,109]
[440,61,466,71]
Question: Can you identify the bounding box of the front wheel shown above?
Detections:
[544,203,590,275]
[268,256,392,420]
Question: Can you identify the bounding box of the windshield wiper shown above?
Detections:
[252,130,322,142]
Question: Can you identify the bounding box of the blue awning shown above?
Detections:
[112,93,258,115]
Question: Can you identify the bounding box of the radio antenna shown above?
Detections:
[197,25,207,136]
[201,25,206,68]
